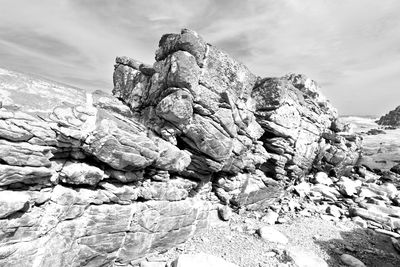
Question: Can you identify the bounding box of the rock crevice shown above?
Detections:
[0,29,362,266]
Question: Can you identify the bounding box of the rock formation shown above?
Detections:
[377,106,400,127]
[252,74,361,180]
[0,29,362,266]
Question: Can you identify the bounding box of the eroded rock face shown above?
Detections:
[377,106,400,127]
[0,28,362,266]
[113,29,267,181]
[0,185,212,266]
[0,68,212,265]
[252,74,361,180]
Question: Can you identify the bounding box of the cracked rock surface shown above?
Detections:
[0,29,362,266]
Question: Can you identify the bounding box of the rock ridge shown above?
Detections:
[0,28,362,266]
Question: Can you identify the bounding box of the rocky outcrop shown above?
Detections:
[0,29,362,266]
[0,68,214,266]
[113,29,266,180]
[113,29,360,208]
[113,29,278,211]
[377,106,400,127]
[252,74,361,180]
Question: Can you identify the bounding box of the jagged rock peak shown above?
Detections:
[377,106,400,127]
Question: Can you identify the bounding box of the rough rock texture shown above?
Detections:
[0,29,362,266]
[113,29,266,180]
[252,74,361,180]
[377,106,400,127]
[0,68,214,266]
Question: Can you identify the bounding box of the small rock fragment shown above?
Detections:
[340,254,366,267]
[218,205,232,221]
[286,248,328,267]
[262,210,279,225]
[257,226,289,244]
[313,172,332,185]
[352,216,367,228]
[294,182,311,198]
[326,205,341,218]
[391,237,400,253]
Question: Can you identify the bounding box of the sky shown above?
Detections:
[0,0,399,116]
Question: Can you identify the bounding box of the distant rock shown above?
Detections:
[377,106,400,127]
[390,163,400,175]
[366,128,386,135]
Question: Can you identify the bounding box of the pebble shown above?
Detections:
[340,254,366,267]
[352,216,367,228]
[391,237,400,253]
[337,177,360,197]
[326,205,341,218]
[218,205,232,221]
[257,226,289,244]
[313,172,333,185]
[294,182,311,198]
[262,210,279,225]
[286,248,328,267]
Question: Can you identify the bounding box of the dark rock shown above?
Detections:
[391,164,400,175]
[366,128,386,135]
[377,106,400,127]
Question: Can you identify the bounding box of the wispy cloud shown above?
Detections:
[0,0,399,115]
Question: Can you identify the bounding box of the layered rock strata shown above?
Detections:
[0,29,362,266]
[252,74,361,180]
[0,69,214,266]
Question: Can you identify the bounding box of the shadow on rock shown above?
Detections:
[314,227,400,267]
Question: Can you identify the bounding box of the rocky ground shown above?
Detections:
[134,116,400,267]
[138,186,400,267]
